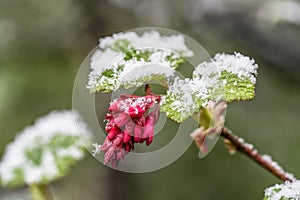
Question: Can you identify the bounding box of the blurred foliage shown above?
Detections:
[0,0,300,200]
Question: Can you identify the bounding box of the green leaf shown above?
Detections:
[25,137,43,165]
[26,147,43,166]
[55,155,79,177]
[221,71,256,102]
[93,69,121,93]
[10,168,24,187]
[48,134,78,149]
[124,49,151,61]
[165,53,185,69]
[109,39,131,53]
[101,69,115,78]
[160,79,199,123]
[2,134,87,187]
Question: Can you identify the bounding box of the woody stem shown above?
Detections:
[221,127,295,182]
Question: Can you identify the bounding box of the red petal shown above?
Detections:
[104,146,115,164]
[143,116,154,145]
[107,127,119,140]
[111,159,119,168]
[125,121,135,134]
[114,113,130,127]
[125,143,131,152]
[123,130,132,143]
[113,134,123,147]
[116,150,125,161]
[134,125,143,142]
[146,133,153,146]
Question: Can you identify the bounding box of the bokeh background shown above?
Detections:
[1,0,300,199]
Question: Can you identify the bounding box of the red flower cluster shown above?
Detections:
[100,94,161,168]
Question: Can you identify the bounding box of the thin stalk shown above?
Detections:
[221,127,295,182]
[29,184,53,200]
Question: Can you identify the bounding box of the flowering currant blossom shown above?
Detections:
[93,94,161,168]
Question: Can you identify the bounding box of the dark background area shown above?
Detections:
[1,0,300,199]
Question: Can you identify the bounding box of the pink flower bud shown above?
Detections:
[139,138,146,143]
[114,112,130,127]
[105,113,113,121]
[128,105,144,118]
[123,130,132,143]
[111,159,119,168]
[125,121,135,134]
[144,116,155,146]
[109,101,120,112]
[151,105,160,124]
[134,125,143,142]
[146,135,153,146]
[100,138,112,152]
[112,134,123,147]
[105,121,113,132]
[143,116,154,135]
[107,127,120,140]
[116,149,125,160]
[104,146,115,164]
[125,143,132,152]
[136,115,145,127]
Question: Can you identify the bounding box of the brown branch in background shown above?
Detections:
[221,127,295,182]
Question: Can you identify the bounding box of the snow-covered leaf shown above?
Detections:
[192,52,258,103]
[160,78,199,123]
[0,110,92,187]
[264,180,300,200]
[87,31,193,93]
[221,71,256,102]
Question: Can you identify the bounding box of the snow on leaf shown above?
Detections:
[0,110,92,187]
[214,52,258,102]
[264,180,300,200]
[87,30,193,93]
[221,71,256,102]
[99,31,193,57]
[160,78,199,123]
[118,63,175,89]
[192,52,258,103]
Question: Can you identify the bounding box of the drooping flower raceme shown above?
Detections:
[263,180,300,200]
[93,94,160,167]
[0,110,92,187]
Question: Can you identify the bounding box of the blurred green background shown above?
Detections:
[1,0,300,199]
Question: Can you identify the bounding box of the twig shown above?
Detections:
[221,127,295,182]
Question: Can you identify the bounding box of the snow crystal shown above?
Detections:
[160,77,198,120]
[262,154,296,182]
[213,52,258,84]
[87,51,178,92]
[265,180,300,200]
[193,52,258,85]
[90,49,122,74]
[87,30,194,92]
[92,143,102,156]
[118,60,175,88]
[191,61,223,106]
[99,30,194,57]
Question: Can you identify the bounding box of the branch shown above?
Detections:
[221,127,296,182]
